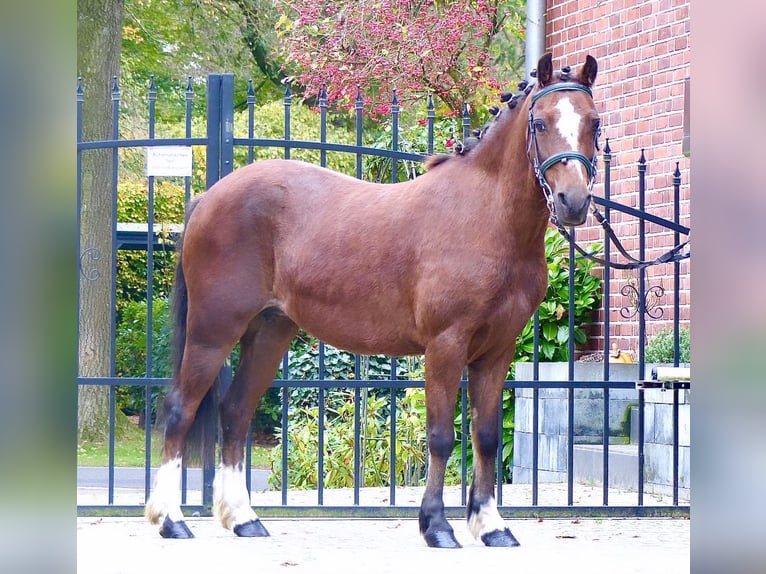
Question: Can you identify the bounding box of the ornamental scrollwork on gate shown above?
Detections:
[79,247,102,282]
[620,271,665,320]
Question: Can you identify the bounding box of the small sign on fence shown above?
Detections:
[146,146,193,177]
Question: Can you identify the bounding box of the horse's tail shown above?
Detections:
[167,196,219,465]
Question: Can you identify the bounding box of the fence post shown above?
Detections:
[202,74,236,506]
[207,73,235,188]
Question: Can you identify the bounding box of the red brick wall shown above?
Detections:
[546,0,690,358]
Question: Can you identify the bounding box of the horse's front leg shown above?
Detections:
[466,356,520,547]
[419,338,466,548]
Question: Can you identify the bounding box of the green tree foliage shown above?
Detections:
[121,0,285,120]
[488,0,527,81]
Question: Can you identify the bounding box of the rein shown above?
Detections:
[555,205,691,270]
[526,82,690,270]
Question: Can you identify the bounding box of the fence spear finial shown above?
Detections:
[111,75,120,100]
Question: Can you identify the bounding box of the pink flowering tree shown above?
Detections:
[277,0,518,118]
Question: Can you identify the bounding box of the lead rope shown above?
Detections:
[552,204,690,270]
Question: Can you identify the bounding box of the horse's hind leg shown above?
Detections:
[214,310,298,537]
[419,336,466,548]
[145,342,235,538]
[466,355,520,547]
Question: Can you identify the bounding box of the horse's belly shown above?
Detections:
[281,298,424,357]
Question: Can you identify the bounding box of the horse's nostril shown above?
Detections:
[557,191,591,215]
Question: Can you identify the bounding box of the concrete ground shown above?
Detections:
[77,515,690,574]
[77,482,689,573]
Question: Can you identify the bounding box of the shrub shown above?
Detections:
[114,298,172,422]
[269,388,427,490]
[645,327,690,363]
[116,181,186,311]
[514,229,603,365]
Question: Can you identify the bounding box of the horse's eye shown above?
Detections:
[533,119,546,133]
[593,119,602,134]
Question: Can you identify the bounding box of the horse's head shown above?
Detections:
[527,53,600,227]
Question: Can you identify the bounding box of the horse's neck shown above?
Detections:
[469,111,550,251]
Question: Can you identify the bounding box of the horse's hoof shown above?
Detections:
[233,519,270,537]
[481,527,520,547]
[424,528,462,548]
[159,516,194,539]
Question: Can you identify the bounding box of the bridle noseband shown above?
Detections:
[526,82,600,225]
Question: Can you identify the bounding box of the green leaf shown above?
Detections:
[542,322,557,341]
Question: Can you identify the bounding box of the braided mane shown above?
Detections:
[425,65,581,171]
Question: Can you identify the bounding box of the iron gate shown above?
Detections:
[77,74,690,518]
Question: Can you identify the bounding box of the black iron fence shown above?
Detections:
[77,74,690,518]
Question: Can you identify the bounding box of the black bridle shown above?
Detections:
[527,82,599,222]
[526,82,690,270]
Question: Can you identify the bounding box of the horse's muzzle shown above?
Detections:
[554,190,591,226]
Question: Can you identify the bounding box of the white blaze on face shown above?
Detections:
[555,97,586,181]
[213,464,258,530]
[145,457,184,523]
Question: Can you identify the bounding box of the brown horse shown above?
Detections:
[145,52,600,548]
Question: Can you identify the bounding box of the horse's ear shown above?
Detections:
[536,52,554,86]
[578,55,598,87]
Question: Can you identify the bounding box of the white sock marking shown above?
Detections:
[145,457,184,524]
[468,497,507,540]
[213,464,258,530]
